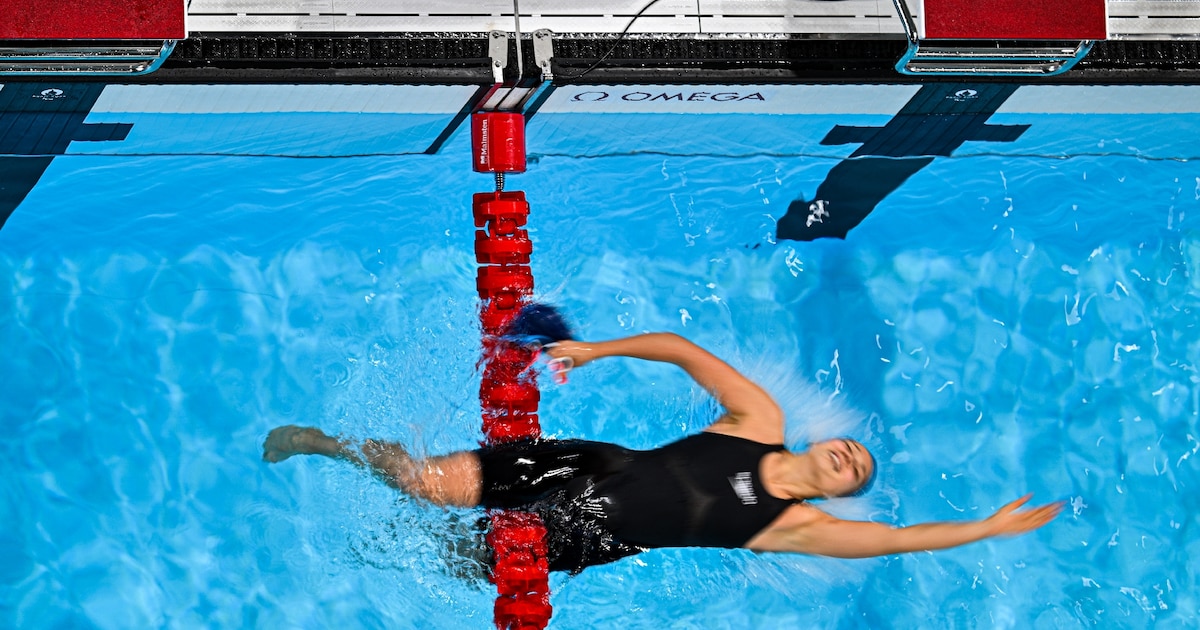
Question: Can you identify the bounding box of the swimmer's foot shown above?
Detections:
[263,425,341,463]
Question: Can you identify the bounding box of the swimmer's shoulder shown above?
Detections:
[703,414,785,445]
[744,503,832,552]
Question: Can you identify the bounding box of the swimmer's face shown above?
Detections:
[811,438,875,497]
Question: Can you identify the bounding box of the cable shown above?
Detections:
[557,0,667,84]
[513,0,524,79]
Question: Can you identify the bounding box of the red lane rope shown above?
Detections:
[472,112,552,629]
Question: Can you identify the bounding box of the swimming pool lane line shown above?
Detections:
[473,188,553,628]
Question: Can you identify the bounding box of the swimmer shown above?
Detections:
[263,332,1062,572]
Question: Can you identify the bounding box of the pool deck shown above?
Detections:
[185,0,1198,39]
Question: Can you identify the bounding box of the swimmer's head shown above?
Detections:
[808,438,876,498]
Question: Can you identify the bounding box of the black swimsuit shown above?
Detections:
[475,432,797,573]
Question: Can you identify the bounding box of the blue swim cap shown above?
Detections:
[504,303,574,346]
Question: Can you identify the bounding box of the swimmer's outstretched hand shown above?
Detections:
[544,340,598,370]
[983,494,1065,537]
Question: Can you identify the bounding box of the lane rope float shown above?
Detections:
[471,108,552,630]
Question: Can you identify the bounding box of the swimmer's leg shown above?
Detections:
[263,425,482,508]
[360,439,482,507]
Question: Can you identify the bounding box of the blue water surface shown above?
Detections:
[2,87,1199,629]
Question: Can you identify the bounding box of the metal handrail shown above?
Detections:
[0,40,176,76]
[889,0,1095,76]
[901,59,1084,74]
[912,46,1083,59]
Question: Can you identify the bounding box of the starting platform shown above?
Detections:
[0,0,185,75]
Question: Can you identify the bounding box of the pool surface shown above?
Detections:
[2,82,1199,628]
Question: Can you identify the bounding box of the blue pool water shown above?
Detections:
[2,83,1199,628]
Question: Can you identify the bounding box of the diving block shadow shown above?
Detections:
[777,83,1029,241]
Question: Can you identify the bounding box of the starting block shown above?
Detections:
[892,0,1108,76]
[0,0,185,76]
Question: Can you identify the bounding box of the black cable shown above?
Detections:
[556,0,667,84]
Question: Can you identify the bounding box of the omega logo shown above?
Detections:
[571,90,766,103]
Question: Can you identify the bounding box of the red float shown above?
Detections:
[481,414,542,444]
[480,381,540,414]
[476,231,532,265]
[474,192,533,264]
[472,112,527,174]
[477,265,534,317]
[480,300,526,337]
[493,590,551,630]
[473,191,530,232]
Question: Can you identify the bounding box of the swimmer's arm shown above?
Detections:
[766,496,1063,558]
[547,334,782,429]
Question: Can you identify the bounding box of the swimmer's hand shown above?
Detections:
[543,340,597,370]
[982,494,1065,537]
